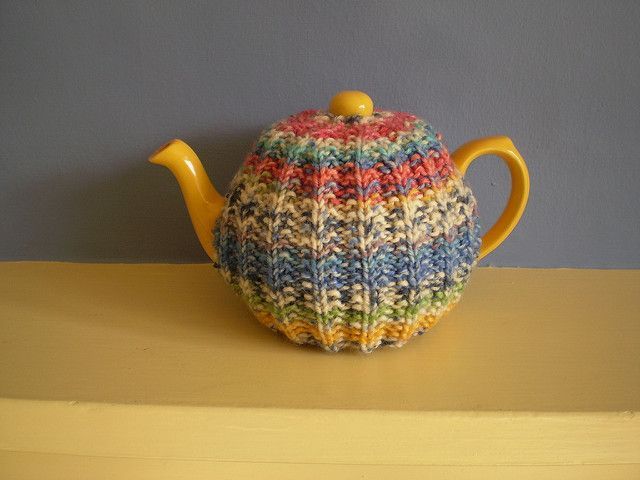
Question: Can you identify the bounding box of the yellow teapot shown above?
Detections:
[150,91,529,352]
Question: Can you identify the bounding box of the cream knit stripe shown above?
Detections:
[231,171,467,235]
[230,176,475,260]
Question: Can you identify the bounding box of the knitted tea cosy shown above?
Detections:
[213,109,480,352]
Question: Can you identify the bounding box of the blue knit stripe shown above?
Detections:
[215,224,479,292]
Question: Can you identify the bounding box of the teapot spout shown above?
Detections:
[149,139,224,262]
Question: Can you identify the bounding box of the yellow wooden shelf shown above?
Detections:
[1,262,639,479]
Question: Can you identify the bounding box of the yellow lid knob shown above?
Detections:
[329,90,374,117]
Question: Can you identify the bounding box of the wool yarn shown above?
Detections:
[213,110,480,352]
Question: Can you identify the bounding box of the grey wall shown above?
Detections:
[1,1,639,267]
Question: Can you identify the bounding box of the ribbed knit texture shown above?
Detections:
[214,110,480,352]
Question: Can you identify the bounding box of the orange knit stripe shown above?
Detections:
[253,310,448,350]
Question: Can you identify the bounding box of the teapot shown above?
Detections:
[150,91,529,352]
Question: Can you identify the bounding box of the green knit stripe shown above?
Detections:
[243,281,466,326]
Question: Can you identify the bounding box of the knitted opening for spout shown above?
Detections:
[213,110,481,352]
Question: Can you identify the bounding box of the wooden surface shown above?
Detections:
[0,262,639,478]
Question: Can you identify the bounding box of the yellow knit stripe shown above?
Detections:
[253,302,457,351]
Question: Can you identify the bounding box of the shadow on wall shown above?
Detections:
[53,131,258,262]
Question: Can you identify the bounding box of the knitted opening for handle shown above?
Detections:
[213,110,481,352]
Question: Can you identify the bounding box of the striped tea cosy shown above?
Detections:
[213,107,481,352]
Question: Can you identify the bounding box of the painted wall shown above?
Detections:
[1,1,639,267]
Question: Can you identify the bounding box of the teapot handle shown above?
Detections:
[451,136,530,260]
